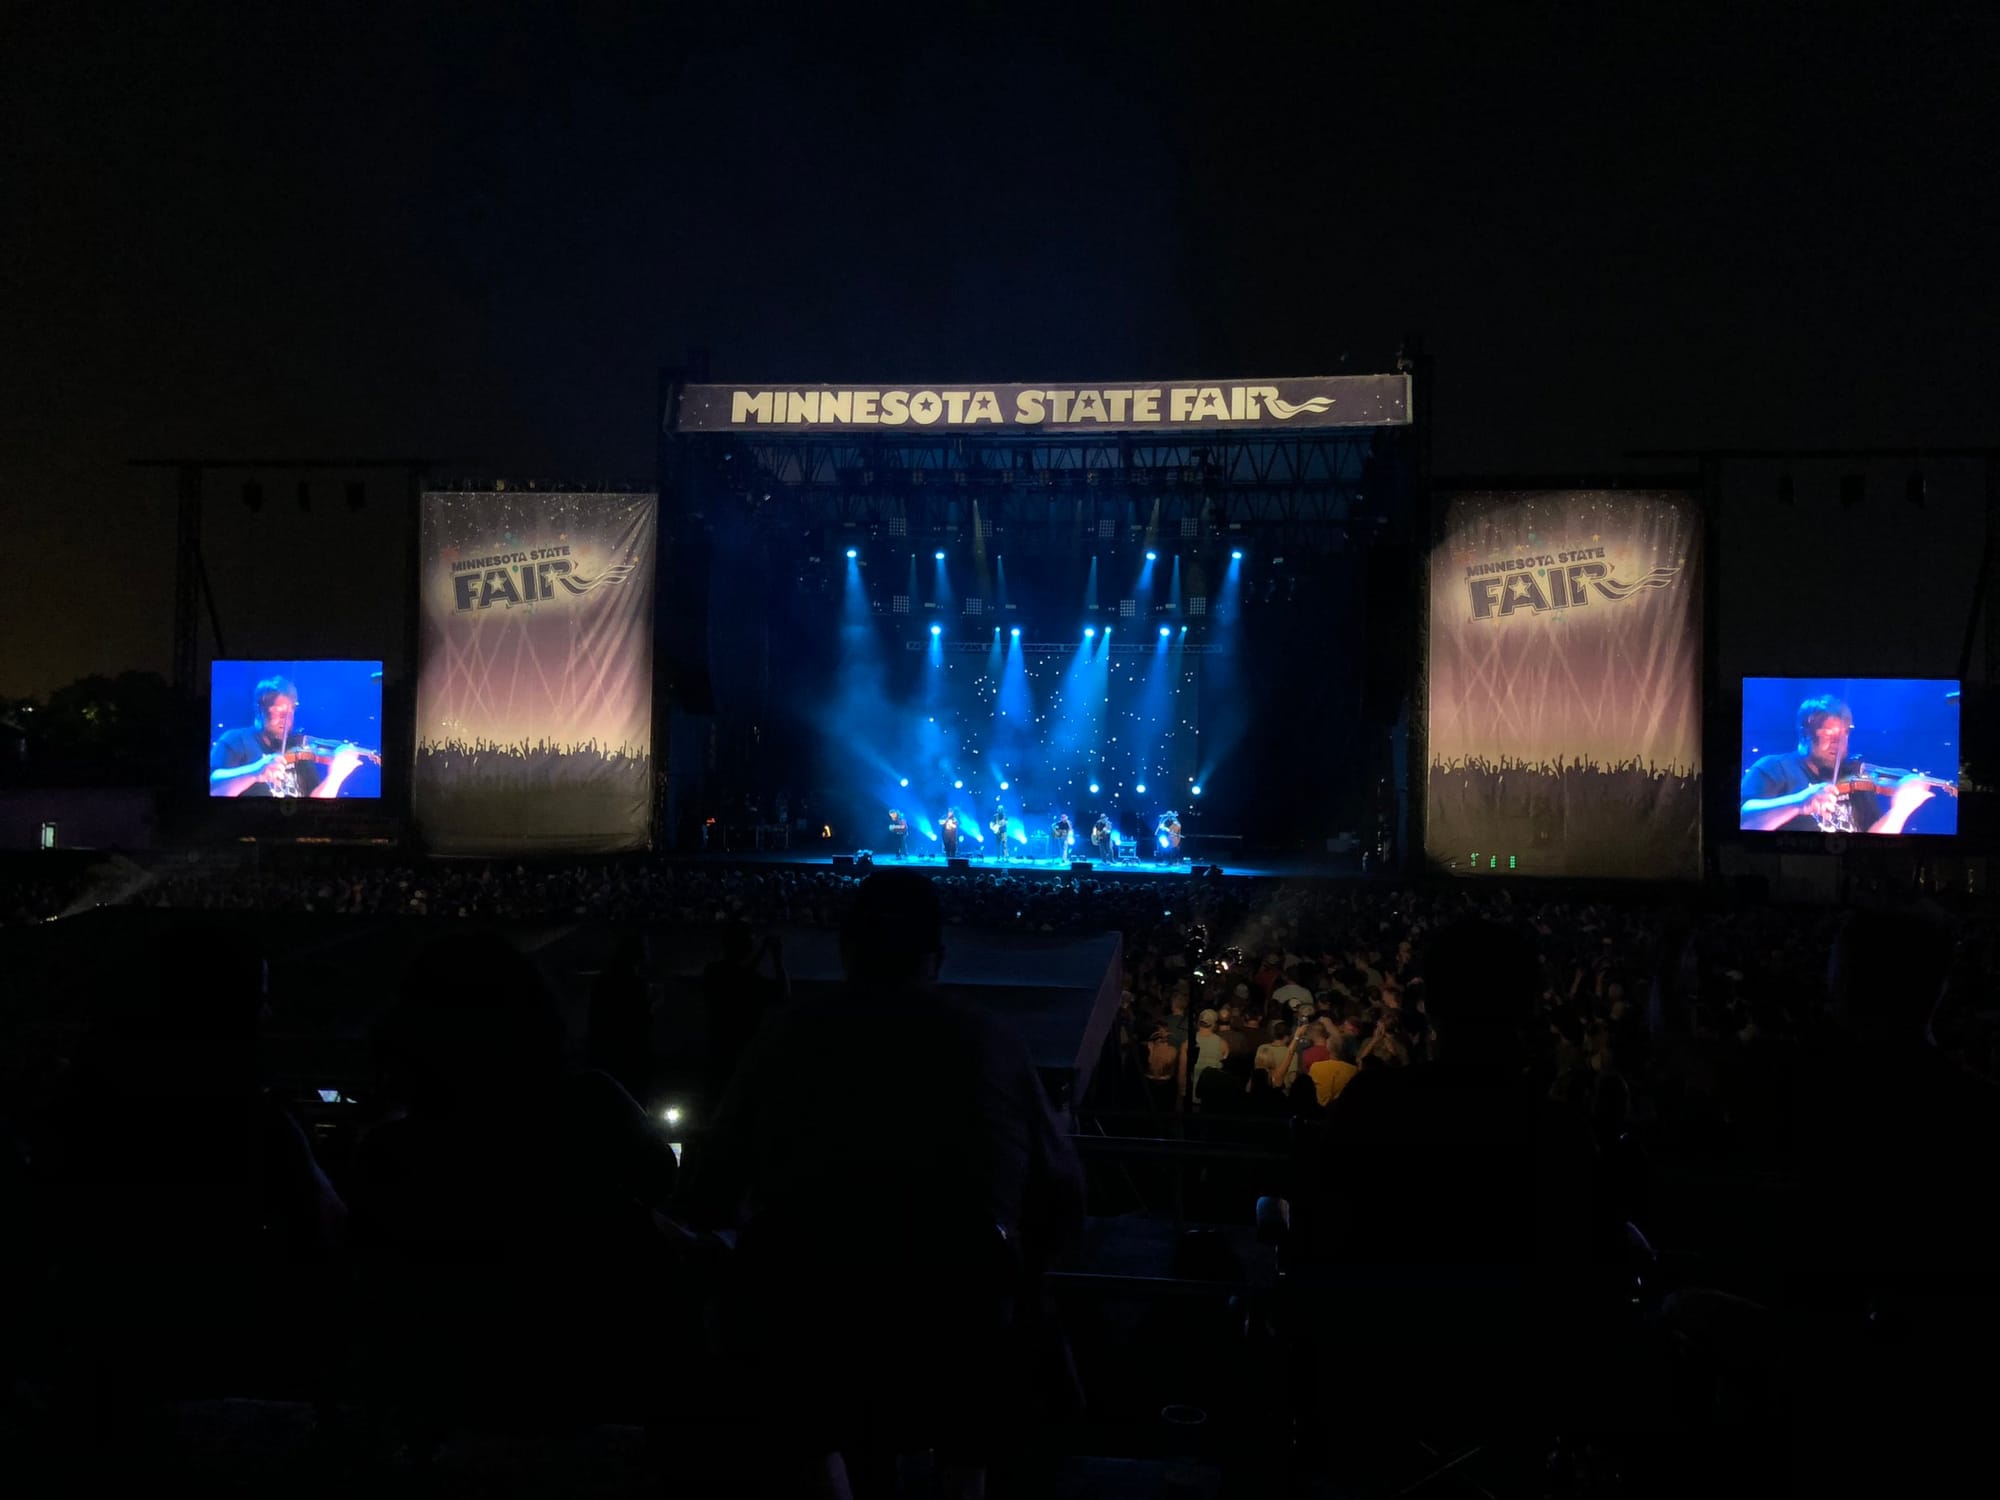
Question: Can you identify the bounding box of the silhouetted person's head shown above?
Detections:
[719,921,756,964]
[840,869,943,989]
[1829,909,1952,1043]
[378,932,564,1115]
[1420,918,1537,1068]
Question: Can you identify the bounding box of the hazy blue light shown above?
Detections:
[1145,550,1157,561]
[1192,784,1202,795]
[1084,626,1096,638]
[934,550,946,561]
[999,780,1009,790]
[1231,549,1243,560]
[1159,626,1170,637]
[930,624,941,636]
[953,779,963,789]
[1089,782,1100,794]
[1136,783,1147,793]
[899,777,909,787]
[845,548,857,559]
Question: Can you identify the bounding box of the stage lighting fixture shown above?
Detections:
[662,1106,682,1126]
[1084,627,1096,637]
[1089,783,1100,794]
[1146,550,1157,561]
[1192,784,1202,796]
[899,777,909,787]
[953,779,963,789]
[1010,627,1020,637]
[1231,549,1243,560]
[1159,626,1170,637]
[846,548,857,559]
[930,624,942,636]
[999,780,1009,790]
[1136,783,1147,794]
[935,550,946,560]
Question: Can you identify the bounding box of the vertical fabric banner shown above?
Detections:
[1426,491,1702,878]
[415,491,656,855]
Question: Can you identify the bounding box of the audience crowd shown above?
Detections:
[3,849,1998,1492]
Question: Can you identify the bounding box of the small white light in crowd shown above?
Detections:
[663,1106,682,1127]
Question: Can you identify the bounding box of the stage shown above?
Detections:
[684,846,1372,883]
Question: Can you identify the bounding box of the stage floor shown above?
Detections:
[686,847,1372,882]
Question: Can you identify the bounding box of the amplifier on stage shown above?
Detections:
[1027,829,1050,858]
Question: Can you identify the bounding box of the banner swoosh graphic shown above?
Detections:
[558,562,640,596]
[1264,395,1337,418]
[1591,564,1682,600]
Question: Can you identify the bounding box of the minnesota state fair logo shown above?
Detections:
[1465,546,1682,622]
[448,545,638,611]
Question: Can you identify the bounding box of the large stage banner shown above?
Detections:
[415,491,656,855]
[1425,491,1702,879]
[674,373,1410,433]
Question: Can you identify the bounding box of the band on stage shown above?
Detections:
[880,800,1188,863]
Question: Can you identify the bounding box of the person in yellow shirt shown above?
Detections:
[1308,1024,1361,1106]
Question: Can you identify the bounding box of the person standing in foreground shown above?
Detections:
[680,869,1085,1497]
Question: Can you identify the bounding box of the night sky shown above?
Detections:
[5,3,1993,698]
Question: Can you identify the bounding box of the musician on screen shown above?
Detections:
[1739,694,1946,834]
[1051,811,1074,862]
[886,808,909,859]
[209,675,378,799]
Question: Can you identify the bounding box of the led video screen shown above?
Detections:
[1739,676,1959,835]
[208,659,384,799]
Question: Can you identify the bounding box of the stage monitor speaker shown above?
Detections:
[1070,861,1093,874]
[831,854,854,872]
[947,856,971,871]
[1190,864,1210,877]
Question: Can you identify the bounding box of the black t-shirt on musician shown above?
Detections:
[211,727,323,798]
[1739,752,1881,833]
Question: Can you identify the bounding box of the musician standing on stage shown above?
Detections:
[887,808,909,859]
[209,675,368,799]
[1051,811,1073,862]
[1156,810,1182,861]
[990,798,1009,854]
[940,807,960,858]
[1740,694,1938,834]
[1090,813,1113,860]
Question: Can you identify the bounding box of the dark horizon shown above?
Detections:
[6,3,1994,699]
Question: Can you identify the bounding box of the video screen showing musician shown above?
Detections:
[939,807,960,858]
[886,808,909,858]
[208,661,383,799]
[1051,811,1073,862]
[1090,813,1113,860]
[1156,810,1182,862]
[1739,684,1958,834]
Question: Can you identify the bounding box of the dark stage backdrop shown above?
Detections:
[1426,490,1703,879]
[414,491,656,855]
